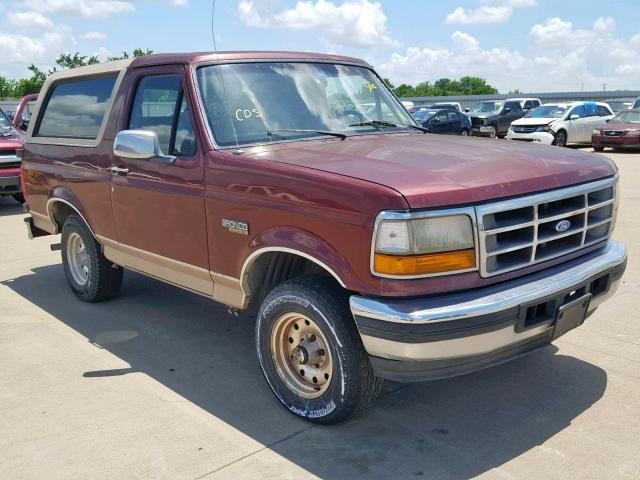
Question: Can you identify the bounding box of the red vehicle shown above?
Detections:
[0,106,25,203]
[12,93,38,132]
[22,52,627,423]
[592,109,640,151]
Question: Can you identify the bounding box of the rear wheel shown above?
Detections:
[554,130,568,147]
[593,146,605,152]
[12,193,24,204]
[61,214,123,302]
[460,129,470,136]
[256,277,383,424]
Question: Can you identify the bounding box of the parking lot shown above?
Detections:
[1,147,638,480]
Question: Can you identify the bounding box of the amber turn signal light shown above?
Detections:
[374,248,476,276]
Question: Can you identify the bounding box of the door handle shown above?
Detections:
[110,166,129,176]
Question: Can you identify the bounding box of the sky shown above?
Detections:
[0,0,639,93]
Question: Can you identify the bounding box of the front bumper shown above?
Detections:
[592,134,640,149]
[350,240,627,382]
[0,169,21,194]
[471,125,495,137]
[507,130,555,144]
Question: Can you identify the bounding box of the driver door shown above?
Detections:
[109,66,212,295]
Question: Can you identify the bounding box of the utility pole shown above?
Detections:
[602,83,607,92]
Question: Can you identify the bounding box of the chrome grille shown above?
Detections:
[512,125,541,134]
[603,130,625,137]
[477,177,617,277]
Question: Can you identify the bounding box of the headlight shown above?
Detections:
[592,129,601,135]
[373,213,476,277]
[627,129,640,136]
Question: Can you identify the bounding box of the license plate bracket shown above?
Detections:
[553,293,592,340]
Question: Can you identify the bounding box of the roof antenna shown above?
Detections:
[210,0,242,154]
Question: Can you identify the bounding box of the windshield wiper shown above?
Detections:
[348,120,429,133]
[266,128,347,140]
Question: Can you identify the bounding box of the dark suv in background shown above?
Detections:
[468,100,527,138]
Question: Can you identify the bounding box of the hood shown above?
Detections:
[0,126,23,144]
[600,123,640,132]
[468,113,497,120]
[243,133,616,209]
[512,117,558,126]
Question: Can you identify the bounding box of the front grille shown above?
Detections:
[603,131,625,137]
[512,125,542,134]
[471,117,485,127]
[0,161,20,170]
[477,177,617,277]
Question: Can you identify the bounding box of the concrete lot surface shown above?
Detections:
[1,148,639,480]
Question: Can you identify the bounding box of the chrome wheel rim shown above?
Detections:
[270,312,333,399]
[67,232,90,286]
[555,132,566,146]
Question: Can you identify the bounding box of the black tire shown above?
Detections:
[593,146,605,152]
[61,214,123,302]
[488,125,497,139]
[256,276,383,424]
[554,130,568,147]
[460,129,470,136]
[12,193,25,204]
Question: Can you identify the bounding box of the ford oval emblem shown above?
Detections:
[555,220,571,232]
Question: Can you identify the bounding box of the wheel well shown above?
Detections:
[245,251,341,309]
[49,201,76,231]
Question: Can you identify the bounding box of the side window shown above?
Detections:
[447,111,459,121]
[173,98,196,156]
[569,106,586,118]
[598,106,612,117]
[508,102,522,111]
[584,103,598,117]
[129,75,196,157]
[434,111,448,123]
[36,75,117,139]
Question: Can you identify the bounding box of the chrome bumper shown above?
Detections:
[350,240,627,382]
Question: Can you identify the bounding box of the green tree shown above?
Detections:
[108,48,154,61]
[392,76,498,98]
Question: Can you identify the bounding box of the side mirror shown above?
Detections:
[113,130,175,164]
[569,114,580,121]
[502,108,511,115]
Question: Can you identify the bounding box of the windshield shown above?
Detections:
[525,105,568,119]
[610,111,640,124]
[196,62,415,147]
[469,102,503,114]
[412,109,438,123]
[0,109,12,128]
[606,101,633,113]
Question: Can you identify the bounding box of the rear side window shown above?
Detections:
[128,75,196,157]
[36,75,117,139]
[569,106,586,118]
[598,106,612,117]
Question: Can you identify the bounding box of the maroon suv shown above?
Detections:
[22,52,627,423]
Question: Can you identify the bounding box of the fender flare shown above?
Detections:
[240,227,357,296]
[46,187,96,237]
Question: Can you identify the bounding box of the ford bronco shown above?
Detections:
[22,52,627,423]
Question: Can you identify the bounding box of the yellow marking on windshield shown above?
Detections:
[235,108,263,122]
[365,82,377,92]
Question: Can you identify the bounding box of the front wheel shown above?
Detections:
[256,277,383,424]
[61,214,123,302]
[12,193,25,204]
[460,129,470,136]
[593,146,605,152]
[554,130,568,147]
